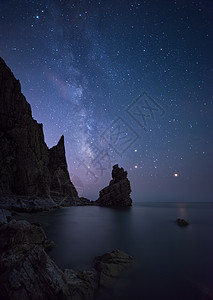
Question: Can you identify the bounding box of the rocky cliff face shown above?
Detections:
[96,164,132,207]
[49,135,78,199]
[0,57,78,200]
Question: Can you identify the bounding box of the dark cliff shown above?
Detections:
[0,57,78,199]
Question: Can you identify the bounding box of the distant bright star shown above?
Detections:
[1,0,211,203]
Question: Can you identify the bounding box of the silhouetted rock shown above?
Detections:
[0,57,78,204]
[94,249,133,288]
[96,164,132,207]
[176,218,189,227]
[110,165,128,184]
[49,135,78,200]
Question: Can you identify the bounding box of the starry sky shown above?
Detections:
[1,0,212,201]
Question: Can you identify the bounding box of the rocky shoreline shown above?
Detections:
[0,163,132,213]
[0,209,133,300]
[0,56,133,299]
[0,195,94,213]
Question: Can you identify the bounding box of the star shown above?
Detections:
[1,0,211,201]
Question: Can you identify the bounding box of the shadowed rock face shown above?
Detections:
[49,135,78,199]
[0,57,78,199]
[0,220,96,300]
[0,219,132,300]
[96,164,132,207]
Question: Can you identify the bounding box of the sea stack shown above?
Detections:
[0,57,78,201]
[96,164,132,207]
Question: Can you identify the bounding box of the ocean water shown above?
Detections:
[21,202,213,299]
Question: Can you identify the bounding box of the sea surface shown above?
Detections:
[20,202,213,300]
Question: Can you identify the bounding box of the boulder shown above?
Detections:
[0,244,71,300]
[0,220,47,250]
[96,164,132,207]
[176,218,189,227]
[94,249,133,288]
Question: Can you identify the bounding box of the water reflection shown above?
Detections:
[177,202,188,219]
[17,202,213,300]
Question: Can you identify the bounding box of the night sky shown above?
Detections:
[1,0,212,201]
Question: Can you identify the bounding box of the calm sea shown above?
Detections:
[21,202,213,300]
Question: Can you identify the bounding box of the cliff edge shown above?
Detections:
[0,57,78,201]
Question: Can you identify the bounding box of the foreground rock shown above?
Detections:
[0,220,96,300]
[96,164,132,207]
[0,219,53,251]
[0,209,11,224]
[0,220,132,299]
[0,57,78,202]
[94,250,133,288]
[64,269,97,300]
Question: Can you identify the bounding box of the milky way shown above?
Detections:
[1,0,212,201]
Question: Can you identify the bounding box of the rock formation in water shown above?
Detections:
[176,218,189,227]
[96,164,132,207]
[94,249,133,288]
[0,57,78,203]
[0,216,132,300]
[0,219,97,300]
